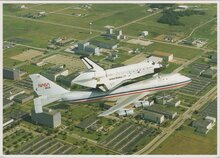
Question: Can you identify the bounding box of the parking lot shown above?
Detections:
[100,123,159,154]
[179,75,213,96]
[14,136,77,155]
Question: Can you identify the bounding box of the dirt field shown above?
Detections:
[11,49,43,61]
[43,54,85,72]
[123,53,146,65]
[126,39,153,46]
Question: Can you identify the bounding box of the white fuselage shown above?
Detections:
[62,73,191,103]
[72,60,162,91]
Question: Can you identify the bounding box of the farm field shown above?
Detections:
[151,125,217,155]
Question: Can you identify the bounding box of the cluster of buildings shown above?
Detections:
[47,37,74,50]
[3,42,15,50]
[136,94,179,124]
[105,27,126,40]
[3,84,33,109]
[41,65,69,81]
[183,38,207,48]
[140,104,177,124]
[23,11,47,19]
[75,41,100,56]
[155,94,181,107]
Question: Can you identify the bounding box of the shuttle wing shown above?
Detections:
[98,92,149,117]
[80,56,104,72]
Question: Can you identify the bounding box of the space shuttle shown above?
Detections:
[72,57,163,91]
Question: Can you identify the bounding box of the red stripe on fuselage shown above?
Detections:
[70,81,190,103]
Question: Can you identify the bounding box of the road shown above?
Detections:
[135,85,217,154]
[127,35,215,52]
[173,55,201,73]
[178,17,217,43]
[116,10,162,29]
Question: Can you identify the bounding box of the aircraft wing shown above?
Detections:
[80,56,104,72]
[98,92,149,117]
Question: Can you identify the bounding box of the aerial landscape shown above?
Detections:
[3,3,217,155]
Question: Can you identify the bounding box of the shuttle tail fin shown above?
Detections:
[80,56,104,72]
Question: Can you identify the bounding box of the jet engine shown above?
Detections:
[117,109,134,116]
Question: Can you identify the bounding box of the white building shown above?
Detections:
[205,116,216,123]
[141,31,149,37]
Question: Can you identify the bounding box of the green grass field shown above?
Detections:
[3,45,28,67]
[146,42,202,59]
[136,4,217,39]
[151,125,217,155]
[187,20,217,50]
[3,16,99,48]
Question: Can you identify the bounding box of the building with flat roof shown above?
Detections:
[141,111,164,124]
[201,68,217,79]
[205,116,216,123]
[166,99,181,107]
[3,98,14,109]
[31,108,61,128]
[90,37,118,49]
[141,31,149,37]
[75,115,98,129]
[3,67,21,80]
[76,41,100,56]
[152,51,173,62]
[3,85,25,100]
[42,66,69,81]
[13,93,34,104]
[145,105,177,119]
[192,119,214,134]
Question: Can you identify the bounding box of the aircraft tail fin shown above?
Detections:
[29,74,69,96]
[80,56,104,72]
[29,74,69,113]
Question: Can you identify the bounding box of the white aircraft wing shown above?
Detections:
[98,92,149,117]
[80,56,104,72]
